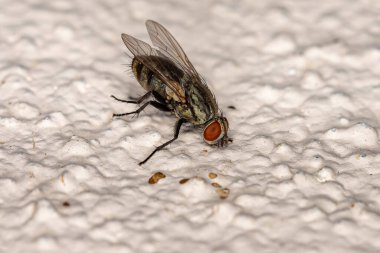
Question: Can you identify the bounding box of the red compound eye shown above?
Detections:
[203,121,222,142]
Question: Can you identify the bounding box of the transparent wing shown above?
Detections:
[121,33,158,58]
[145,20,203,83]
[121,33,186,102]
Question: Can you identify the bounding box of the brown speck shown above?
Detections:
[148,172,166,184]
[228,105,236,110]
[351,203,355,208]
[216,188,230,199]
[63,201,70,207]
[211,182,222,188]
[208,172,217,179]
[179,178,190,184]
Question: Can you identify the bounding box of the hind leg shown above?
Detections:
[112,100,171,117]
[111,91,151,104]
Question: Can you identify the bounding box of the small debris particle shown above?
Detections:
[148,172,166,184]
[208,172,217,179]
[211,182,222,188]
[62,201,70,207]
[179,178,190,184]
[228,105,236,110]
[216,188,230,199]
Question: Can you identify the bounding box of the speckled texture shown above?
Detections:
[1,0,380,252]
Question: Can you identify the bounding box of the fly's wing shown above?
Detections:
[121,33,186,102]
[146,20,219,113]
[145,20,203,84]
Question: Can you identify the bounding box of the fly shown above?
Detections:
[112,20,230,165]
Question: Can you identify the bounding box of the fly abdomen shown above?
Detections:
[133,59,144,80]
[131,56,184,103]
[132,58,157,91]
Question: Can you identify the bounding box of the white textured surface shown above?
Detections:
[1,0,380,252]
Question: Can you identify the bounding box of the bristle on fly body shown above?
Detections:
[121,63,133,76]
[121,52,134,76]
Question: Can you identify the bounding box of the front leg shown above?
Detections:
[139,118,186,165]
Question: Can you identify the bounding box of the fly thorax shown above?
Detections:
[165,85,184,103]
[176,79,211,124]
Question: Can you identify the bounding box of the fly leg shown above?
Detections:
[111,91,151,104]
[139,118,186,165]
[112,101,171,117]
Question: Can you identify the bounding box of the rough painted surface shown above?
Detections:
[1,0,380,252]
